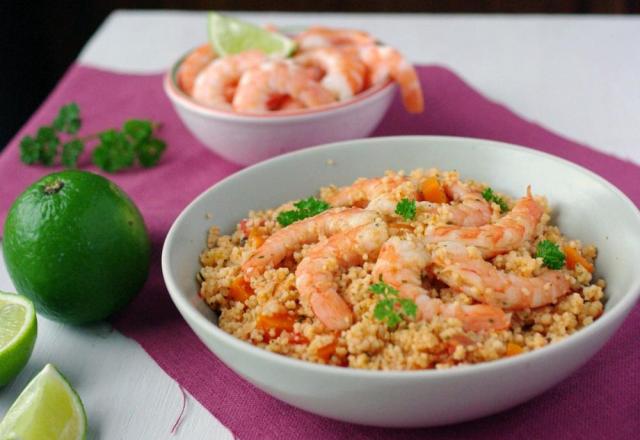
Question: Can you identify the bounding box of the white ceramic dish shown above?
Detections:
[162,136,640,427]
[163,49,396,166]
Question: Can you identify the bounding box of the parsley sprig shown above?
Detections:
[19,102,166,172]
[536,240,566,269]
[276,197,330,226]
[395,198,416,221]
[370,281,417,328]
[481,187,509,213]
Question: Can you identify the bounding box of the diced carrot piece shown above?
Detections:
[317,340,338,362]
[290,332,309,345]
[248,228,266,248]
[256,312,295,334]
[228,276,253,302]
[564,246,594,273]
[506,342,524,357]
[420,176,448,203]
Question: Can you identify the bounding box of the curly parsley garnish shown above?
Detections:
[395,198,416,220]
[276,197,330,227]
[481,187,509,213]
[19,102,166,172]
[370,281,417,328]
[536,240,566,269]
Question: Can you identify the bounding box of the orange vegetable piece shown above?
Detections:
[256,312,295,334]
[316,340,338,362]
[290,332,309,345]
[248,228,266,248]
[420,176,448,203]
[228,276,253,302]
[506,342,524,357]
[564,246,594,273]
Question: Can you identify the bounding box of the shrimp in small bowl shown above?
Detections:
[164,23,423,165]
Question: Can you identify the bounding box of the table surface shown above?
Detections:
[1,10,639,439]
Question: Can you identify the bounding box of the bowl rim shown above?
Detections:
[164,46,396,122]
[162,135,640,379]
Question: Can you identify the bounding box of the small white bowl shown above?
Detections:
[162,136,640,427]
[163,50,396,166]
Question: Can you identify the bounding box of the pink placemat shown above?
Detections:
[0,65,638,439]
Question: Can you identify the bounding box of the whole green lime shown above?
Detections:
[3,170,150,324]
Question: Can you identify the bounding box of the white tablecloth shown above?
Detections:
[1,10,639,439]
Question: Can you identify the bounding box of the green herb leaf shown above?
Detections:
[395,198,416,220]
[20,103,167,172]
[276,197,330,226]
[61,140,85,168]
[92,130,135,172]
[370,281,416,328]
[536,240,565,269]
[399,298,418,318]
[35,126,60,165]
[53,102,81,134]
[136,138,166,168]
[123,119,153,144]
[481,187,509,213]
[19,136,41,164]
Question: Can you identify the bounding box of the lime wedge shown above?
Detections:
[208,12,296,57]
[0,291,37,387]
[0,364,87,440]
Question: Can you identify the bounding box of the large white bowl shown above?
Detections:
[162,136,640,427]
[163,49,396,166]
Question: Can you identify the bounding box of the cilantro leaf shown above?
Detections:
[35,126,60,165]
[19,102,167,172]
[395,198,416,220]
[276,197,330,226]
[53,102,81,134]
[482,187,509,213]
[92,130,135,172]
[61,140,85,167]
[536,240,565,269]
[123,119,153,144]
[19,135,41,164]
[136,138,166,168]
[370,281,416,328]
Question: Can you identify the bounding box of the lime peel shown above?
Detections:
[0,291,37,387]
[208,12,297,57]
[0,364,87,440]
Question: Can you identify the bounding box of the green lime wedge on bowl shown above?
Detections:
[208,12,296,57]
[0,364,87,439]
[0,291,37,388]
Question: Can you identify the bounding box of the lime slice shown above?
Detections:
[208,12,296,57]
[0,364,87,440]
[0,291,37,387]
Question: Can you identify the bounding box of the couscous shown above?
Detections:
[198,169,604,370]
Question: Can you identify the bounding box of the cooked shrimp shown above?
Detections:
[232,61,336,113]
[442,179,493,227]
[296,219,389,330]
[356,45,424,113]
[295,26,376,51]
[364,177,491,227]
[294,48,367,100]
[177,44,216,95]
[372,237,510,331]
[424,188,544,257]
[192,50,266,110]
[432,242,572,310]
[324,175,409,208]
[242,208,379,279]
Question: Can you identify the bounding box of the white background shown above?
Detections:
[1,11,639,439]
